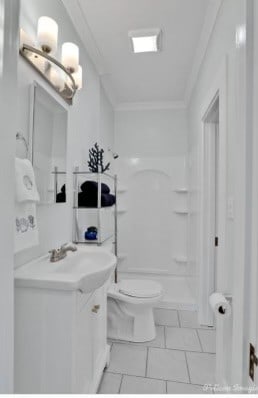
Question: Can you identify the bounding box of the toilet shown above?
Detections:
[107,279,163,342]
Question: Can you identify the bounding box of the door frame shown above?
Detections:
[249,0,258,387]
[198,57,228,326]
[0,0,20,393]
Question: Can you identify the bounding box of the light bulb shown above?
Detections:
[61,42,79,73]
[72,65,82,90]
[37,16,58,54]
[49,67,65,92]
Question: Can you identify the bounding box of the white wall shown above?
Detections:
[115,108,187,157]
[187,0,245,385]
[0,0,20,392]
[15,0,114,268]
[114,108,189,277]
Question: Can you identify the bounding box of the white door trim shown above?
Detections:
[0,0,20,392]
[198,56,228,326]
[231,0,254,386]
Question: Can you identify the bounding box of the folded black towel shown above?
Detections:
[78,192,115,207]
[61,184,66,194]
[81,180,110,194]
[56,192,66,203]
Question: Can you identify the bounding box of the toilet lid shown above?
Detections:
[118,279,162,298]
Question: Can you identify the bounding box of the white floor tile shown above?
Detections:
[107,343,147,377]
[135,326,165,348]
[165,327,202,351]
[178,310,200,328]
[98,372,122,394]
[108,326,165,348]
[186,352,216,385]
[198,329,216,353]
[179,310,215,329]
[154,308,179,327]
[120,375,166,394]
[167,381,209,394]
[147,347,189,383]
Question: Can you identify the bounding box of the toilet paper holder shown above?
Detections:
[218,294,232,315]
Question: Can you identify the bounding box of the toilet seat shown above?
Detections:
[118,279,162,298]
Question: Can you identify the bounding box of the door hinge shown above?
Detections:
[249,343,258,381]
[215,237,219,247]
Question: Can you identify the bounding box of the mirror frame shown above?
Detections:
[29,81,69,204]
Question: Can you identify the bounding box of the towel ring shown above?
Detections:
[16,132,29,157]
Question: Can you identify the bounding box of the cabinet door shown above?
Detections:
[91,284,108,370]
[75,293,95,393]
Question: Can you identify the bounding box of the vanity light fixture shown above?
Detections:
[72,65,83,90]
[128,29,161,53]
[19,16,83,105]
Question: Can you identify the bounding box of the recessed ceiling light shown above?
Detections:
[128,29,161,53]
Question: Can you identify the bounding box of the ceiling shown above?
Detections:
[63,0,212,106]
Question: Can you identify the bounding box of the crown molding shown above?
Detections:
[184,0,224,106]
[115,101,186,112]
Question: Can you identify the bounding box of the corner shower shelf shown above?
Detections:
[174,188,188,193]
[174,209,188,214]
[174,256,187,264]
[117,186,128,193]
[115,208,127,214]
[117,253,128,260]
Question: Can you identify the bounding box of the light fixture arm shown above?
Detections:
[20,43,77,104]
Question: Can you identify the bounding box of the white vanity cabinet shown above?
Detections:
[14,281,110,393]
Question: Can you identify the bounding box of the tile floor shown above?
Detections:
[98,310,216,394]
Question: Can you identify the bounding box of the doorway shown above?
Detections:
[200,96,219,327]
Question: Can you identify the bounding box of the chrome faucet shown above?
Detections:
[49,242,77,262]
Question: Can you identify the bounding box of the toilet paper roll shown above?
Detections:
[209,292,232,318]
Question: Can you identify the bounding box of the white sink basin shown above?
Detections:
[15,245,117,293]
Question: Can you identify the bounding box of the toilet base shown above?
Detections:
[107,297,157,343]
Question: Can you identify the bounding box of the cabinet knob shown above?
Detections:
[92,304,100,313]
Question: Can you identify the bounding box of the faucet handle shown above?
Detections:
[49,249,58,254]
[49,249,60,262]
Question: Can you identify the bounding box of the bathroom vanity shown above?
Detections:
[14,246,116,393]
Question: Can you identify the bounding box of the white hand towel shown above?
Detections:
[15,157,40,202]
[14,202,39,253]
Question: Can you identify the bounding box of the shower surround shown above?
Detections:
[115,156,197,310]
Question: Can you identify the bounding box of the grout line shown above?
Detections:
[145,347,149,377]
[184,351,191,384]
[177,310,181,327]
[111,340,167,349]
[196,329,204,352]
[118,374,124,394]
[111,339,212,354]
[163,326,167,348]
[165,380,168,394]
[104,370,207,388]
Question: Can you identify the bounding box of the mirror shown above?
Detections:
[30,82,67,204]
